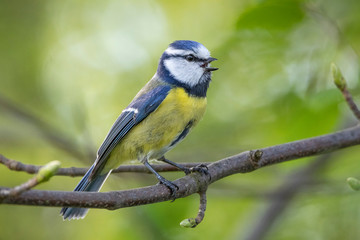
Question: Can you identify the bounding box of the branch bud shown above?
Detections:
[180,218,197,228]
[347,177,360,191]
[331,63,346,91]
[36,160,61,183]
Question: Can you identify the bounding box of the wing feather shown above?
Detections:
[91,85,172,175]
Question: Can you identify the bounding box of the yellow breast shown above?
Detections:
[106,87,207,170]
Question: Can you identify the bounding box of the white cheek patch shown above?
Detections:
[164,58,203,87]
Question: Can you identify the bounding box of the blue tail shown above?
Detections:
[60,164,110,220]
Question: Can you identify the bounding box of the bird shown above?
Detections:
[60,40,218,220]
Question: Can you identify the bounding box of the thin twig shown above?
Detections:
[0,155,209,176]
[331,63,360,121]
[0,125,359,209]
[0,161,60,197]
[195,191,207,225]
[180,190,207,228]
[0,178,40,197]
[342,88,360,121]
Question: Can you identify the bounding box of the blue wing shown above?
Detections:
[91,85,172,176]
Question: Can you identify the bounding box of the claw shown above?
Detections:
[158,176,179,200]
[183,168,191,175]
[189,164,211,181]
[144,160,179,200]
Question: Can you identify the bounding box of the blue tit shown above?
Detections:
[60,40,218,220]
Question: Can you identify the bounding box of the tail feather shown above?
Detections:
[60,164,111,220]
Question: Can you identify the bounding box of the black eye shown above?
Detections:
[185,55,195,62]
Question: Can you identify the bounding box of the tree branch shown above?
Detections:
[0,155,209,176]
[1,125,360,209]
[180,190,208,228]
[0,161,60,197]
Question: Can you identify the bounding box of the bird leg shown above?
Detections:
[143,159,179,200]
[159,156,191,175]
[158,156,210,177]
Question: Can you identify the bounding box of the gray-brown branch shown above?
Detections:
[1,125,360,209]
[0,155,208,176]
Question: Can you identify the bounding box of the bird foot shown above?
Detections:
[188,164,211,180]
[158,176,179,201]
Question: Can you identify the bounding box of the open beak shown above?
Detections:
[204,57,218,72]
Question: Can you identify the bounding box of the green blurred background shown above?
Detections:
[1,0,360,239]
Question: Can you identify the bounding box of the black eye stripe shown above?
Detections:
[190,57,205,62]
[185,56,204,62]
[166,54,205,62]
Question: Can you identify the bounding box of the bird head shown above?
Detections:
[157,40,218,90]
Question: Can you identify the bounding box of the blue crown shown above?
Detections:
[169,40,202,51]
